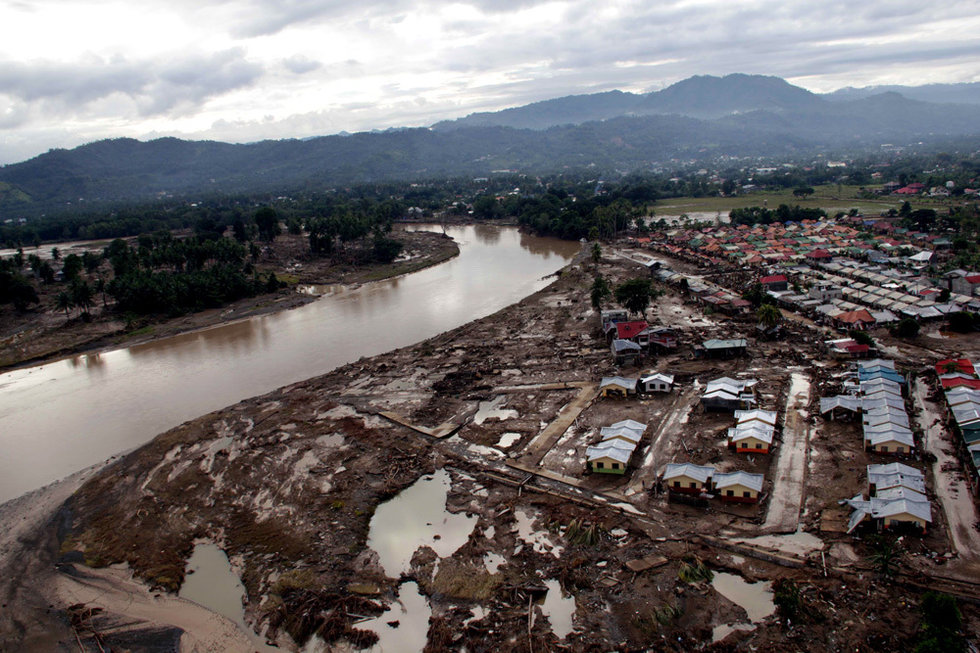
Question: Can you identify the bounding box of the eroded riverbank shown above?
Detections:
[5,240,979,651]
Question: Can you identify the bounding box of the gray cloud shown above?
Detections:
[0,49,262,117]
[283,55,322,74]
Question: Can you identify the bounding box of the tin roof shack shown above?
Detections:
[696,338,748,359]
[586,440,634,475]
[701,377,759,412]
[819,395,863,421]
[663,463,715,496]
[639,372,674,393]
[611,339,643,366]
[712,471,764,504]
[599,376,637,399]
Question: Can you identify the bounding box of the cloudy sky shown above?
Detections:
[2,0,980,165]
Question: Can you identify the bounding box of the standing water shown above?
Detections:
[179,541,277,651]
[0,225,579,503]
[367,468,477,578]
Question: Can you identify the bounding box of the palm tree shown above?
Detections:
[55,291,73,319]
[757,303,782,330]
[70,280,94,316]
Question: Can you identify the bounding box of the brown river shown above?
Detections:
[0,225,580,503]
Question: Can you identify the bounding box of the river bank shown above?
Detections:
[0,229,459,371]
[8,237,977,651]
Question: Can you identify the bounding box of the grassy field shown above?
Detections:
[651,184,959,218]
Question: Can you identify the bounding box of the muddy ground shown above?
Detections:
[0,229,458,370]
[4,241,980,651]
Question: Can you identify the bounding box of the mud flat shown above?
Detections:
[5,243,980,651]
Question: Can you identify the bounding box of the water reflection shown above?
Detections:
[0,225,579,503]
[472,223,502,244]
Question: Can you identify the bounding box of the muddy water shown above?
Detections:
[179,541,277,651]
[539,579,576,639]
[0,225,579,503]
[367,468,477,577]
[710,572,775,623]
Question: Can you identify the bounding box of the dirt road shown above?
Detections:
[913,379,980,565]
[763,372,811,533]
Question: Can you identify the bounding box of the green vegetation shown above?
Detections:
[915,592,965,653]
[891,317,921,338]
[677,557,713,583]
[615,277,658,317]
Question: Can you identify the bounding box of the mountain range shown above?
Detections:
[2,74,979,214]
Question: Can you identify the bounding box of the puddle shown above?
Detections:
[474,396,518,425]
[712,622,756,643]
[484,552,505,573]
[711,572,775,623]
[497,432,522,449]
[361,581,432,653]
[513,507,563,557]
[180,542,275,650]
[367,469,477,577]
[539,579,576,640]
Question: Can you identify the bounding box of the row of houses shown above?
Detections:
[938,359,980,498]
[586,420,647,475]
[843,463,932,534]
[819,360,915,455]
[662,463,765,504]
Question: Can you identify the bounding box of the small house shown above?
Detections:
[611,339,643,366]
[646,327,679,350]
[639,372,674,393]
[697,338,748,359]
[760,274,789,292]
[727,425,774,453]
[586,440,635,475]
[663,463,715,495]
[734,409,778,429]
[864,425,915,455]
[712,471,764,503]
[819,395,863,420]
[845,495,931,534]
[599,425,644,446]
[599,376,637,399]
[867,463,924,495]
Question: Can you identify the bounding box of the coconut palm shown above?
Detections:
[757,303,782,330]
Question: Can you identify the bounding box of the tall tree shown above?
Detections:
[254,206,281,242]
[615,278,654,318]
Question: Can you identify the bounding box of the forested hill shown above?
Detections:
[2,73,980,215]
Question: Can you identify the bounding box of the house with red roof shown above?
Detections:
[807,248,833,262]
[935,359,976,377]
[759,274,788,291]
[834,309,876,331]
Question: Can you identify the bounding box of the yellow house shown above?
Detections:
[662,463,714,495]
[712,471,764,503]
[599,376,637,399]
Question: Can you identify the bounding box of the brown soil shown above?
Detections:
[0,229,458,371]
[5,239,980,651]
